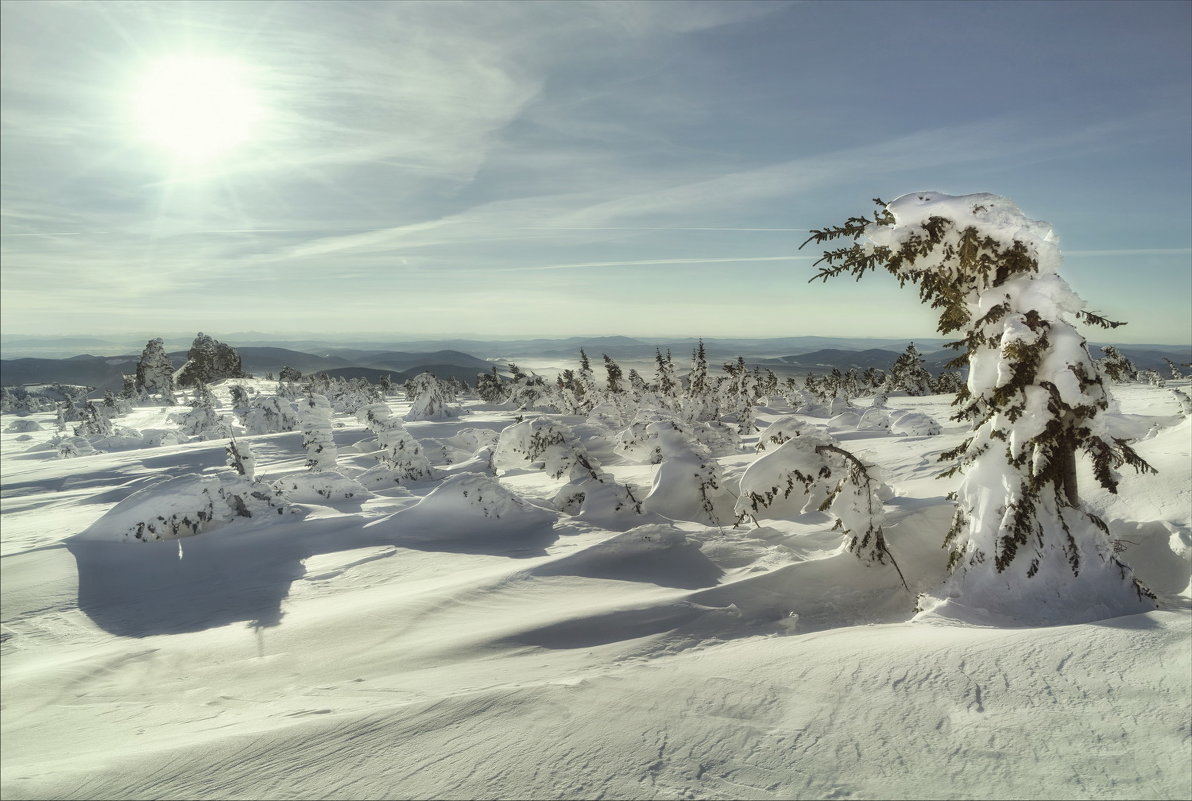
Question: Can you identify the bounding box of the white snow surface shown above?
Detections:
[1,382,1189,800]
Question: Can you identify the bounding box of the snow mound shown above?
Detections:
[274,471,369,503]
[532,524,722,589]
[5,419,42,432]
[889,410,942,437]
[381,472,556,539]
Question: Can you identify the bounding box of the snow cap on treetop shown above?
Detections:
[872,192,1062,274]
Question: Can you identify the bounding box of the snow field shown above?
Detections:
[1,379,1189,799]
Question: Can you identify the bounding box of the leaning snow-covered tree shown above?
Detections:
[804,192,1155,619]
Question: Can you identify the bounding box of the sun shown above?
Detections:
[131,54,263,167]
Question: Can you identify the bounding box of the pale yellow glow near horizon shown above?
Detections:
[130,55,262,167]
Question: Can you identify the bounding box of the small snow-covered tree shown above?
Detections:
[682,339,719,423]
[476,367,506,403]
[603,354,624,394]
[886,342,934,395]
[495,417,641,519]
[135,337,176,404]
[719,356,759,435]
[74,402,114,438]
[356,403,433,484]
[243,394,299,434]
[297,393,337,471]
[735,430,907,587]
[1097,346,1137,384]
[404,372,461,420]
[637,419,736,526]
[653,348,678,407]
[168,381,232,440]
[279,365,302,382]
[175,332,249,387]
[805,192,1155,617]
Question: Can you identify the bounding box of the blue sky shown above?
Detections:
[2,0,1189,344]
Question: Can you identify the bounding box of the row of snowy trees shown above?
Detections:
[801,342,965,402]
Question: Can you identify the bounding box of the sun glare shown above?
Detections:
[131,54,262,167]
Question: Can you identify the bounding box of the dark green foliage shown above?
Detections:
[803,197,1155,584]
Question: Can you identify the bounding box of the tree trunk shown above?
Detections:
[1057,432,1079,506]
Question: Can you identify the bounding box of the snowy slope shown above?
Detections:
[1,383,1189,800]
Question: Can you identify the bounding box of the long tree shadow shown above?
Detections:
[65,518,315,637]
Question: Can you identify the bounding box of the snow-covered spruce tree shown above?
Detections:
[804,192,1155,617]
[1163,358,1186,380]
[653,348,678,408]
[603,354,624,394]
[932,370,965,395]
[682,339,719,423]
[404,372,461,421]
[175,332,249,388]
[278,365,302,382]
[886,342,934,395]
[476,366,506,404]
[1097,346,1137,384]
[719,356,759,435]
[134,337,176,404]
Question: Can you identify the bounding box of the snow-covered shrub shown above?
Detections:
[141,428,188,448]
[1171,388,1192,416]
[74,402,113,438]
[80,470,292,543]
[444,427,500,460]
[274,394,367,502]
[641,421,736,526]
[496,418,642,520]
[243,395,299,435]
[888,410,942,437]
[55,435,97,458]
[5,419,43,433]
[1097,346,1138,384]
[806,192,1156,619]
[167,388,232,441]
[755,415,820,451]
[354,403,434,487]
[384,472,556,538]
[297,393,337,471]
[495,417,604,482]
[404,372,461,421]
[735,430,903,580]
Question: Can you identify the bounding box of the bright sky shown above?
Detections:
[2,0,1189,344]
